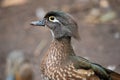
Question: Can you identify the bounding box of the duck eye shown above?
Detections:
[49,16,55,21]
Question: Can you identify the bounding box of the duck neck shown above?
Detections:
[42,37,75,67]
[50,36,75,58]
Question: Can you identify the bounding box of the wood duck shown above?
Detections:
[31,10,120,80]
[6,51,33,80]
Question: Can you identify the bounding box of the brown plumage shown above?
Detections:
[6,51,33,80]
[108,70,120,80]
[31,10,120,80]
[40,38,100,80]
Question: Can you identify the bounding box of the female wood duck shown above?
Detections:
[31,10,120,80]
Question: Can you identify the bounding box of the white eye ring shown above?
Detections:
[49,16,59,22]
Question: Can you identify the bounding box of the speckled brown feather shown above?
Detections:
[40,37,100,80]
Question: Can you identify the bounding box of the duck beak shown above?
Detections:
[31,19,45,26]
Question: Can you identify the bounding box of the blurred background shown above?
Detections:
[0,0,120,80]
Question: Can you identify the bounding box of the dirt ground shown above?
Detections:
[0,0,120,80]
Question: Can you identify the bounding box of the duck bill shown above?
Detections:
[31,19,45,26]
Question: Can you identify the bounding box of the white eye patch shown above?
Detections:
[52,18,60,23]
